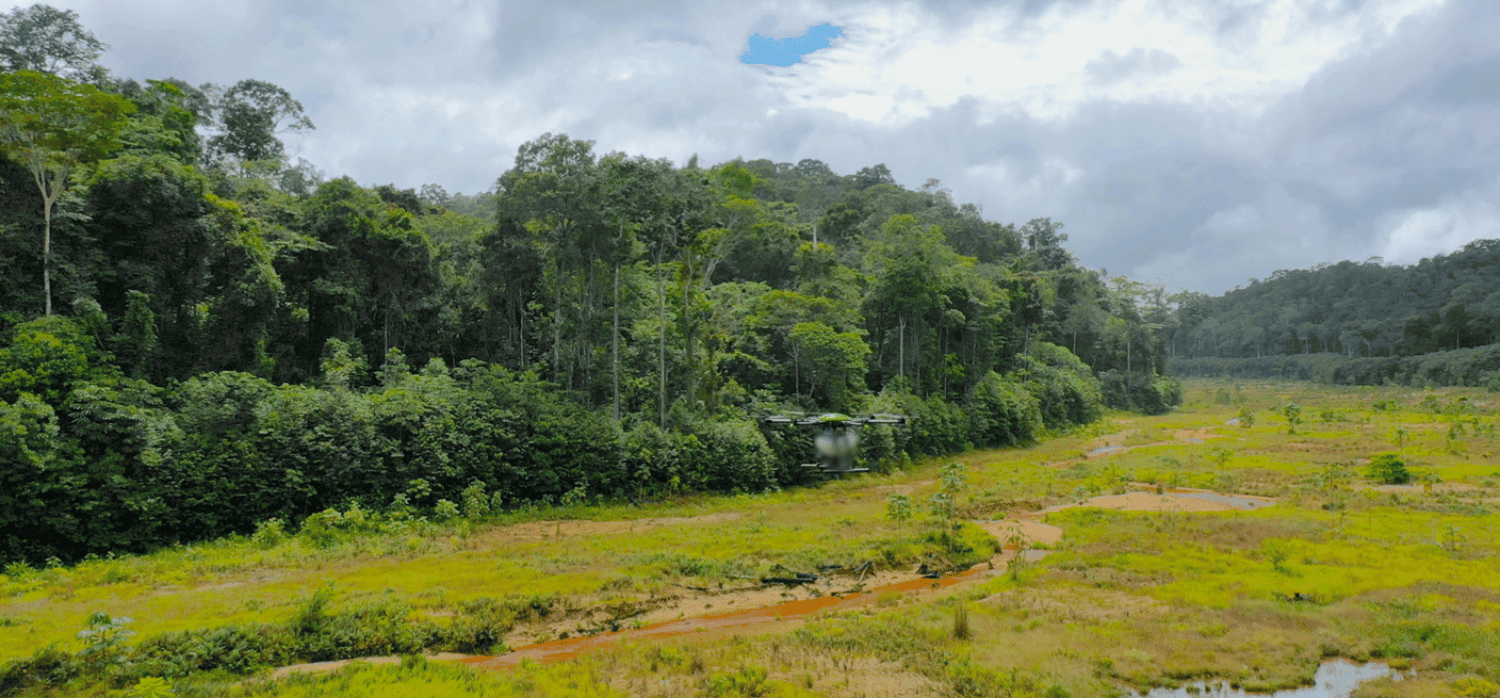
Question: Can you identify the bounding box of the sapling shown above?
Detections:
[1283,402,1302,435]
[886,494,913,538]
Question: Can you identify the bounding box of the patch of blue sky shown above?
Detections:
[740,23,844,67]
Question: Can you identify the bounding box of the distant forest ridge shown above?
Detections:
[1172,344,1500,391]
[1166,239,1500,360]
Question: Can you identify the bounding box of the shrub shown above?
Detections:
[681,419,778,493]
[965,371,1043,447]
[249,518,286,549]
[1012,343,1104,428]
[432,499,460,521]
[1099,370,1182,415]
[1367,452,1411,485]
[460,481,490,519]
[874,389,971,456]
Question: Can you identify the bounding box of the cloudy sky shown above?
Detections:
[25,0,1500,295]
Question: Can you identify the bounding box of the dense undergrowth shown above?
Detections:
[1,309,1137,565]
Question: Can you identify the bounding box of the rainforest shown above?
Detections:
[2,4,1499,698]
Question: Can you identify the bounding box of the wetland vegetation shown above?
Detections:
[1,379,1497,697]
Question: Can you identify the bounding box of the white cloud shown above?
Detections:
[771,0,1445,126]
[1379,195,1500,265]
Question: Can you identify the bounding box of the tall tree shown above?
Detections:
[203,79,315,166]
[494,133,604,388]
[0,4,107,79]
[0,70,134,315]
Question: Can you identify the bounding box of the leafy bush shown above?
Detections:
[964,371,1043,448]
[1012,343,1104,428]
[1098,370,1182,415]
[681,419,778,493]
[1367,452,1411,485]
[874,388,971,457]
[0,316,108,406]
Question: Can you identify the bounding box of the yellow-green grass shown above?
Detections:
[0,464,1008,659]
[172,656,630,698]
[1042,505,1500,607]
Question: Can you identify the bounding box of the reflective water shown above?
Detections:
[1131,660,1397,698]
[1166,491,1271,510]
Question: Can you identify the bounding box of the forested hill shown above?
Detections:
[1168,240,1500,359]
[0,4,1182,564]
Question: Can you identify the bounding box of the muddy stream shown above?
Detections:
[278,488,1274,677]
[459,488,1271,671]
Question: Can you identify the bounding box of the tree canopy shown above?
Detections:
[0,6,1193,564]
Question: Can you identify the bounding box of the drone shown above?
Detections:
[763,412,908,475]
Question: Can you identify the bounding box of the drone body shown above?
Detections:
[763,412,908,475]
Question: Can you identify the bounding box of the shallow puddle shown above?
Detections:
[1131,660,1397,698]
[1164,490,1272,510]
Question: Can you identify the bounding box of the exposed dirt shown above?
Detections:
[270,487,1276,679]
[1036,491,1263,515]
[493,554,985,654]
[273,652,472,678]
[1047,427,1229,468]
[469,558,1019,671]
[972,519,1064,547]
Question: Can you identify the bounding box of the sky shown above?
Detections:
[18,0,1500,295]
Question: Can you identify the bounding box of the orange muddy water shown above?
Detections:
[461,564,995,670]
[459,486,1269,672]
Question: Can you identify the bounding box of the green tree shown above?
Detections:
[787,321,869,411]
[1283,402,1303,435]
[0,70,134,315]
[0,4,107,79]
[111,78,206,165]
[886,493,913,538]
[1367,452,1410,485]
[203,78,314,166]
[863,214,971,394]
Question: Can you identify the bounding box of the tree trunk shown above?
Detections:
[517,286,526,368]
[683,261,696,411]
[553,262,563,384]
[612,262,620,422]
[657,260,666,428]
[42,199,52,317]
[898,317,905,380]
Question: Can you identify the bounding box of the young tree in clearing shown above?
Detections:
[0,70,134,316]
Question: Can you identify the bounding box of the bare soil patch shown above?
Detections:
[272,652,471,678]
[1048,427,1228,468]
[1038,492,1241,515]
[972,519,1064,547]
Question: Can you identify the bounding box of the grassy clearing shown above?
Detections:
[3,379,1499,696]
